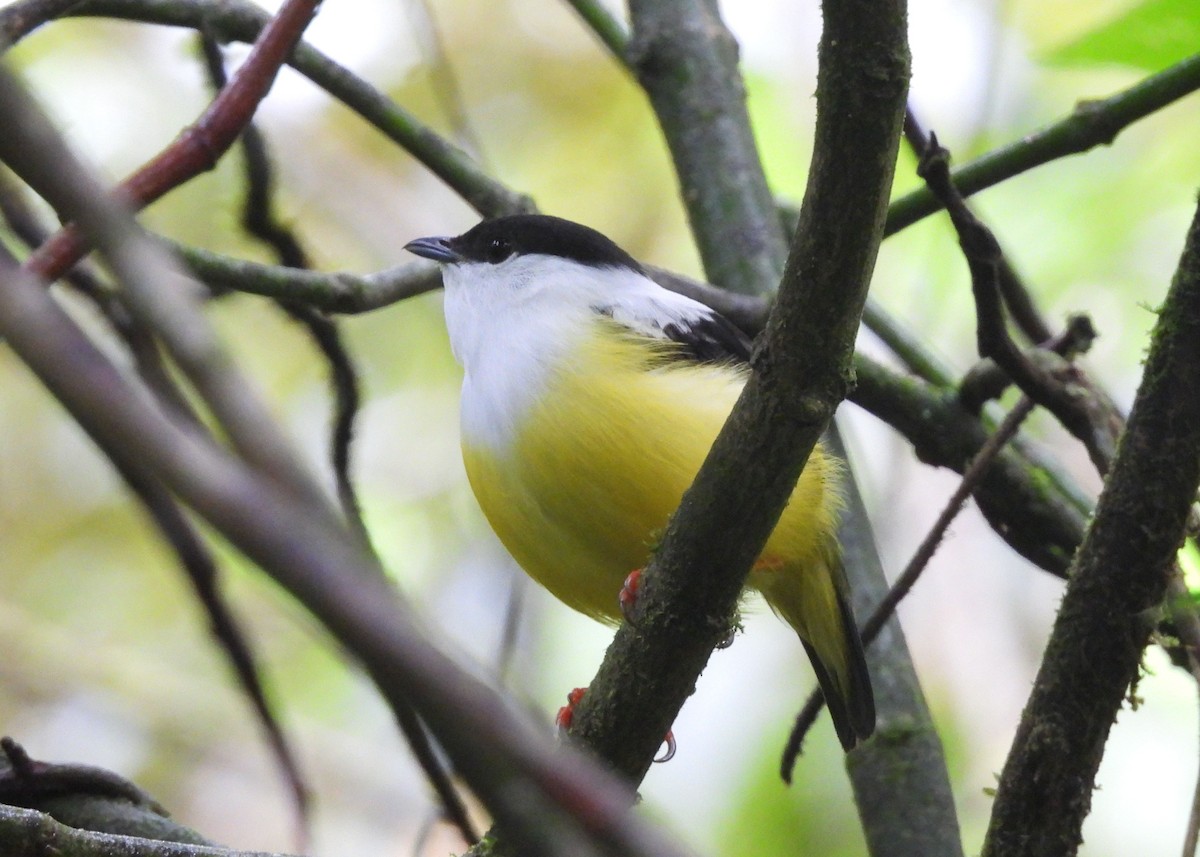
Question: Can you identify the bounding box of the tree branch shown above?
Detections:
[561,0,628,61]
[0,804,286,857]
[20,0,322,282]
[886,52,1200,236]
[0,0,533,219]
[916,136,1120,475]
[822,429,966,857]
[627,0,789,295]
[4,67,333,521]
[982,194,1200,857]
[0,59,699,857]
[568,0,909,782]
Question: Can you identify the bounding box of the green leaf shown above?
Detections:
[1047,0,1200,71]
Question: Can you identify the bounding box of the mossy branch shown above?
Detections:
[568,0,910,784]
[982,194,1200,857]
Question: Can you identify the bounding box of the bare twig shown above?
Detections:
[902,105,1053,344]
[403,0,486,161]
[189,34,318,846]
[0,0,533,219]
[21,0,323,282]
[861,298,956,387]
[783,396,1036,765]
[1165,572,1200,857]
[917,134,1119,474]
[197,32,372,541]
[562,0,629,61]
[176,244,442,313]
[957,314,1098,414]
[887,52,1200,235]
[0,57,695,857]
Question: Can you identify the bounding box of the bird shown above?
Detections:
[405,213,875,750]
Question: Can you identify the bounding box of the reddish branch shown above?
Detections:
[22,0,321,282]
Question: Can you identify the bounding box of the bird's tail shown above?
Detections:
[753,542,875,751]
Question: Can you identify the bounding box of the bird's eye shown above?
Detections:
[485,237,512,263]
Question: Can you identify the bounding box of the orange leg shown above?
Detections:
[556,686,676,763]
[618,569,642,621]
[555,687,588,732]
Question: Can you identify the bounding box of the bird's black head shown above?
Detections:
[405,214,644,273]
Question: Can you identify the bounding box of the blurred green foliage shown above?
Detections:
[1049,0,1200,71]
[1,0,1199,854]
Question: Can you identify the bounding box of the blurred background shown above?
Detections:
[1,0,1198,854]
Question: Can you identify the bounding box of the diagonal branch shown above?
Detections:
[627,0,789,295]
[0,0,533,219]
[983,193,1200,857]
[19,0,322,282]
[0,58,695,857]
[917,135,1121,474]
[0,167,313,849]
[887,52,1200,235]
[567,0,909,784]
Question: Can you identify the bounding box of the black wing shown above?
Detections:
[660,311,753,366]
[591,295,754,367]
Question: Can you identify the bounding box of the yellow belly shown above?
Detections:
[460,326,841,625]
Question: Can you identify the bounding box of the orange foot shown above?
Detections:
[555,687,588,732]
[555,686,676,762]
[619,569,642,621]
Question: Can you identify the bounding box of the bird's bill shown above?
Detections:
[404,235,461,263]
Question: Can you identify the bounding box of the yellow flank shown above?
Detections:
[461,319,862,723]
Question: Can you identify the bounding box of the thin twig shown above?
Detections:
[0,0,534,219]
[902,104,1053,344]
[562,0,629,61]
[783,396,1036,770]
[21,0,323,283]
[918,133,1119,474]
[0,56,698,857]
[195,31,371,542]
[1160,572,1200,857]
[887,52,1200,235]
[861,299,956,388]
[176,243,442,313]
[189,34,318,847]
[496,574,527,686]
[957,314,1098,413]
[403,0,487,161]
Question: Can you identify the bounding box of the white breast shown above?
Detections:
[440,254,721,451]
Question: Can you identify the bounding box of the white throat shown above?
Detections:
[441,253,719,451]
